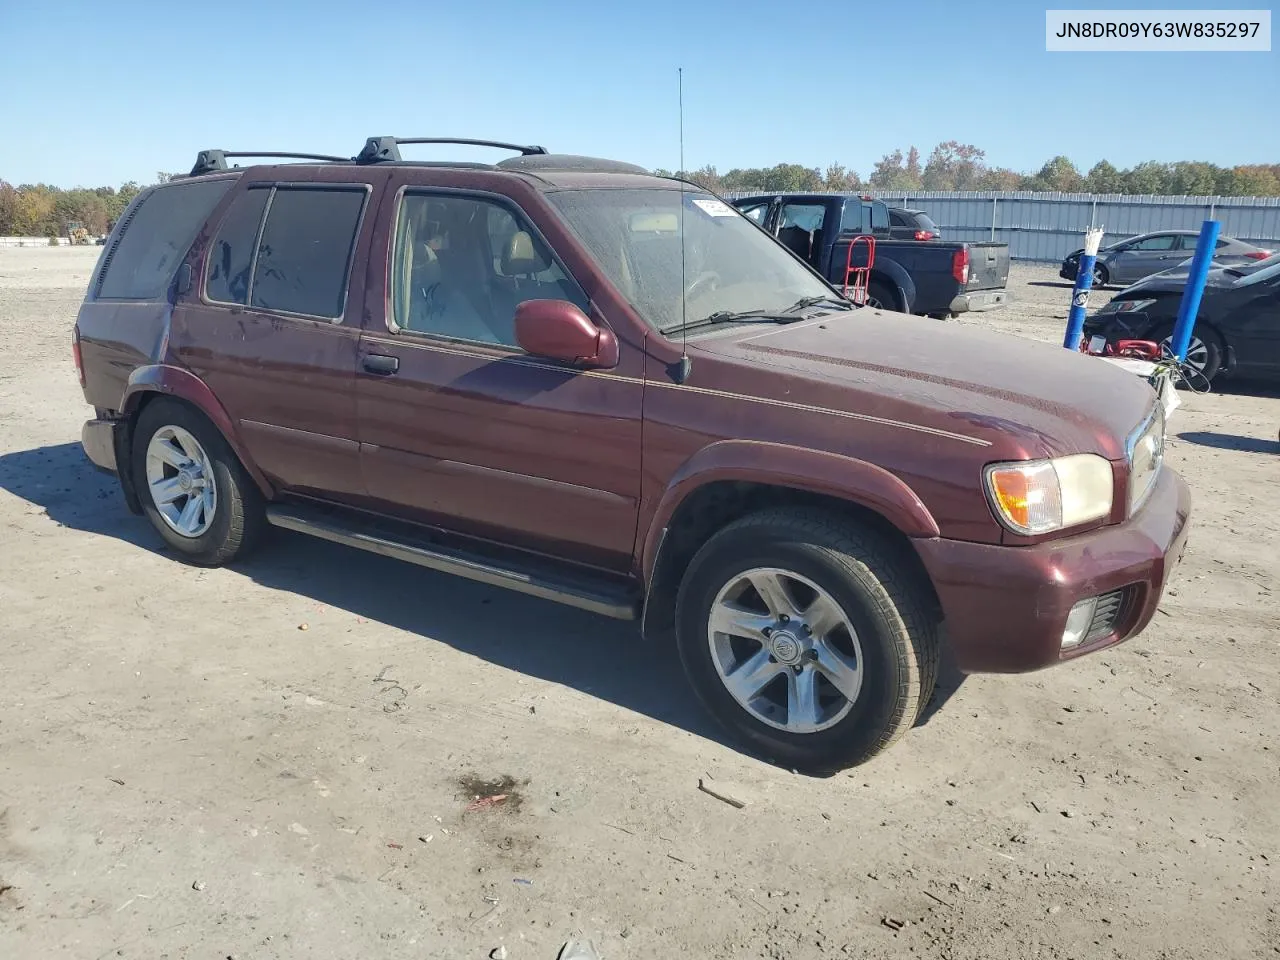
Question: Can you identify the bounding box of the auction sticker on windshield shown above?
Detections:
[691,198,737,217]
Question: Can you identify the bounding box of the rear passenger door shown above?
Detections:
[171,176,379,501]
[354,183,644,572]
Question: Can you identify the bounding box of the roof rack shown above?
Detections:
[355,137,548,164]
[189,149,349,176]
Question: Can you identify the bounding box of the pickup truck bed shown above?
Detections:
[732,193,1010,318]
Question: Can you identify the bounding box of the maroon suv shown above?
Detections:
[74,138,1190,771]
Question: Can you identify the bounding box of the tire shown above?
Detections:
[674,507,940,773]
[1092,264,1109,288]
[131,399,265,566]
[865,281,898,312]
[1151,323,1223,384]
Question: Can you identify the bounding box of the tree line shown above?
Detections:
[4,147,1278,239]
[656,142,1280,197]
[0,173,180,238]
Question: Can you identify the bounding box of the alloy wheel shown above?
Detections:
[707,567,863,734]
[145,425,217,538]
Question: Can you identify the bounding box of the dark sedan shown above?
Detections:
[1081,253,1280,383]
[888,207,941,241]
[1061,230,1271,287]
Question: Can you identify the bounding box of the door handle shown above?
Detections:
[362,353,399,376]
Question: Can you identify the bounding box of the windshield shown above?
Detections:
[547,188,837,334]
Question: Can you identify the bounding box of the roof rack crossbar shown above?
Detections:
[354,137,547,164]
[189,150,349,176]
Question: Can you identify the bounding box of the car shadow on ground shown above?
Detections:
[0,442,964,769]
[1026,280,1076,289]
[1176,431,1280,454]
[1210,378,1280,401]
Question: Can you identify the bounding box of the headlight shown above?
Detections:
[984,454,1114,535]
[1098,298,1156,315]
[1127,407,1165,513]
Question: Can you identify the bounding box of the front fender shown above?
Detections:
[120,365,273,498]
[639,439,939,582]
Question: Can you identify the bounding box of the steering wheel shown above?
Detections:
[686,270,721,301]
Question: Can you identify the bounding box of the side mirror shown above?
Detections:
[514,300,618,369]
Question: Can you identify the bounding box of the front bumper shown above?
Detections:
[949,289,1008,313]
[915,466,1191,673]
[82,417,120,474]
[1060,262,1079,280]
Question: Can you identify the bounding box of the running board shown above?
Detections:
[265,505,640,620]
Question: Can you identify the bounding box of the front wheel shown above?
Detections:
[1092,264,1109,288]
[132,399,265,565]
[1153,323,1223,384]
[675,508,940,773]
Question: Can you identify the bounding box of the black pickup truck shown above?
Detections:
[732,194,1010,318]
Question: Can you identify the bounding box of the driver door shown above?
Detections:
[775,201,827,268]
[355,182,644,572]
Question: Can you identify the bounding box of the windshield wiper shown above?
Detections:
[663,309,792,335]
[779,295,854,314]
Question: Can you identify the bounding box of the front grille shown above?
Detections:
[1085,588,1129,644]
[1127,406,1165,514]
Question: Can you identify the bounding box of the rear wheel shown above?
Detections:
[864,281,898,312]
[132,399,265,565]
[675,508,940,773]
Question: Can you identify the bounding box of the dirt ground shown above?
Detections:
[1,246,1277,960]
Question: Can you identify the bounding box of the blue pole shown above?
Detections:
[1169,219,1221,362]
[1063,227,1105,350]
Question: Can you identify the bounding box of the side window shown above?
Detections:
[1213,237,1231,249]
[98,178,233,299]
[391,193,585,348]
[779,203,825,232]
[838,202,869,234]
[251,187,367,319]
[889,211,907,227]
[739,202,769,225]
[870,202,890,234]
[205,187,269,305]
[1130,234,1177,251]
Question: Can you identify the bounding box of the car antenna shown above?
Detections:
[670,66,693,385]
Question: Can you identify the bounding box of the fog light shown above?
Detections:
[1061,597,1100,650]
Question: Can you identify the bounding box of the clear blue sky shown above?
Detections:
[1,0,1275,187]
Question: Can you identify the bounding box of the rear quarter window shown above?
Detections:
[97,178,234,300]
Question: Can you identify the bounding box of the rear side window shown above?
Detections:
[839,202,868,234]
[870,203,890,233]
[206,188,270,305]
[201,185,368,319]
[252,188,367,318]
[98,178,233,299]
[889,211,906,227]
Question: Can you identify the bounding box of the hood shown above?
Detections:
[692,311,1156,460]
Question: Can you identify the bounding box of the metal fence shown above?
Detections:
[724,190,1280,263]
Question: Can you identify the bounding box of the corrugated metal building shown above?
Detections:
[723,190,1280,263]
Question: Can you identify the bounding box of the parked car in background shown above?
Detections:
[1060,230,1271,287]
[888,207,941,241]
[74,141,1188,772]
[1083,253,1280,383]
[731,194,1009,318]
